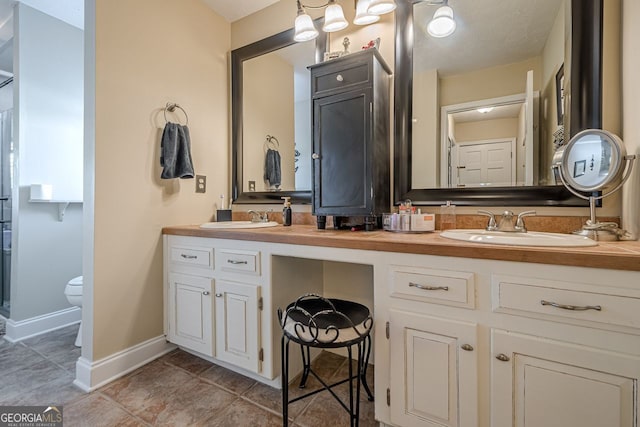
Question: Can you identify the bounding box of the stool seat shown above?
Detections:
[282,298,371,348]
[279,294,374,427]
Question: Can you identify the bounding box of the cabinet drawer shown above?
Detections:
[216,249,260,275]
[312,62,370,96]
[493,275,640,330]
[390,266,475,309]
[170,246,214,269]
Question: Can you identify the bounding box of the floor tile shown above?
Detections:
[0,359,72,404]
[65,393,146,427]
[160,348,214,374]
[102,360,236,425]
[199,363,257,395]
[12,375,85,406]
[0,342,47,376]
[202,398,284,427]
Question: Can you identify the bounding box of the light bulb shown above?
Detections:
[427,5,456,38]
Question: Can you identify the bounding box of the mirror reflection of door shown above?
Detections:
[443,71,538,188]
[455,139,516,187]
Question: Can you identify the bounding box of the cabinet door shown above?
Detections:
[167,273,214,356]
[492,329,640,427]
[389,309,478,427]
[214,280,261,373]
[313,88,372,216]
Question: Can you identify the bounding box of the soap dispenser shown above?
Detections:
[281,197,292,226]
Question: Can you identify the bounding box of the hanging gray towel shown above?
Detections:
[160,122,194,179]
[264,148,281,187]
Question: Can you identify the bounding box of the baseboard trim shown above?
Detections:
[73,335,175,392]
[3,307,81,342]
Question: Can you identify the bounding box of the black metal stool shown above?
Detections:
[278,294,374,427]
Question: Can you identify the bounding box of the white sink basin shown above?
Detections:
[200,221,279,229]
[440,229,597,247]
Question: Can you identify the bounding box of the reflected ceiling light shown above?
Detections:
[427,1,457,38]
[354,0,381,25]
[294,0,386,43]
[477,107,494,114]
[367,0,396,15]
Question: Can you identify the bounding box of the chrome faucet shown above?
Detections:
[478,210,536,232]
[248,209,272,223]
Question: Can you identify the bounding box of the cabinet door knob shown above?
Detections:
[202,291,210,296]
[336,74,344,82]
[215,293,223,298]
[312,153,320,159]
[461,344,474,352]
[496,353,510,362]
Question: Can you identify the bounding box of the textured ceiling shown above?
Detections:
[414,0,563,76]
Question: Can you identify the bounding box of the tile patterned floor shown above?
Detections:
[1,325,376,426]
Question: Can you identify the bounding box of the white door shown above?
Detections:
[215,280,261,373]
[167,273,214,356]
[492,329,640,427]
[456,139,515,187]
[389,309,478,427]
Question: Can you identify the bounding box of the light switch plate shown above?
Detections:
[196,175,206,193]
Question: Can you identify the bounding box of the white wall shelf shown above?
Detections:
[28,199,83,221]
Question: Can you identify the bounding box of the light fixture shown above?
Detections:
[477,107,494,114]
[294,0,320,42]
[322,0,349,32]
[354,0,380,25]
[427,1,456,38]
[367,0,397,15]
[294,0,386,43]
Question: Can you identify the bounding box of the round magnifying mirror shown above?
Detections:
[557,129,626,192]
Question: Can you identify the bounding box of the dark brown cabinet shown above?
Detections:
[309,49,392,229]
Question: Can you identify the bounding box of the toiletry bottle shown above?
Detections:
[281,197,292,226]
[440,201,456,230]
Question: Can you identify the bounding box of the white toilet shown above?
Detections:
[64,275,83,347]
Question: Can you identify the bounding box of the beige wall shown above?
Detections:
[412,69,439,188]
[455,118,519,143]
[93,0,230,359]
[243,54,295,191]
[439,57,542,107]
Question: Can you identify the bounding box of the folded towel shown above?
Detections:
[160,122,194,179]
[264,148,281,188]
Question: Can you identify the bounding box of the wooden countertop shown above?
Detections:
[162,225,640,272]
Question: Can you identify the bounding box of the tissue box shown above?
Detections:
[216,209,232,222]
[30,184,53,200]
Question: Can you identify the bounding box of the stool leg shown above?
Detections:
[282,336,290,426]
[355,342,363,427]
[361,334,374,401]
[299,345,311,388]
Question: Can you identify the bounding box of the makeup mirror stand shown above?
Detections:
[553,132,636,241]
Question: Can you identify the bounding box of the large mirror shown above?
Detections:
[232,24,327,204]
[395,0,604,205]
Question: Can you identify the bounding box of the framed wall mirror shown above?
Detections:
[394,0,604,206]
[232,22,327,204]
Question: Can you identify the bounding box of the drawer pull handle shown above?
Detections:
[461,344,474,352]
[336,74,344,82]
[540,300,602,311]
[181,254,197,259]
[227,259,248,265]
[202,291,210,296]
[496,353,510,362]
[409,282,449,291]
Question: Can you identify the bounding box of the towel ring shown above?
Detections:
[164,102,189,125]
[265,134,280,151]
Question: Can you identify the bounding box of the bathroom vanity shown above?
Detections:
[163,225,640,427]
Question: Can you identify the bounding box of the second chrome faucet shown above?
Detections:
[478,210,536,232]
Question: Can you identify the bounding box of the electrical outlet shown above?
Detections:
[196,175,206,193]
[248,180,256,192]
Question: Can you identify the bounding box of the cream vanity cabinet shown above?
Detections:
[164,235,265,375]
[379,256,640,427]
